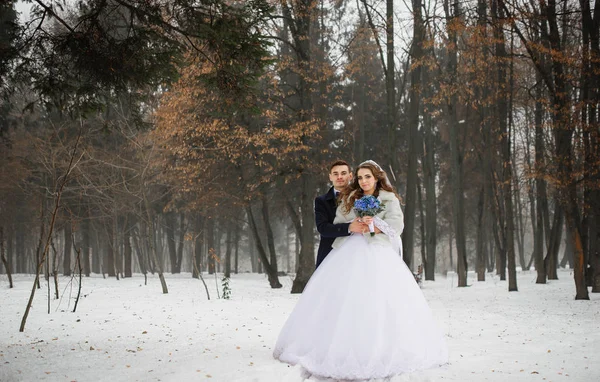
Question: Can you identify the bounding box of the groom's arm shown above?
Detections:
[315,197,351,238]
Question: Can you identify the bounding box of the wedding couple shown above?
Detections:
[273,160,448,380]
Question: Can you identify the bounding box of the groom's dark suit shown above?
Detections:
[315,187,351,268]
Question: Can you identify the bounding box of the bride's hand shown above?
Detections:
[349,218,367,233]
[361,216,374,225]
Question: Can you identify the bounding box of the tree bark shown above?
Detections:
[193,216,203,278]
[143,191,168,293]
[580,0,600,292]
[422,58,437,281]
[207,219,215,274]
[165,211,178,273]
[417,177,426,272]
[291,174,315,293]
[123,216,133,278]
[234,224,239,274]
[91,220,100,275]
[224,224,232,278]
[105,222,116,277]
[0,226,13,288]
[532,60,548,281]
[261,195,278,275]
[246,205,282,288]
[403,0,425,270]
[545,205,563,280]
[279,0,317,293]
[176,213,185,274]
[492,0,517,291]
[132,226,147,277]
[444,0,468,286]
[80,216,91,277]
[476,187,486,281]
[63,223,72,276]
[560,234,574,268]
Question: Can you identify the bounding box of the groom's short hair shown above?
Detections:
[329,160,351,173]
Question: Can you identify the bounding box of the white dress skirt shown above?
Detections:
[273,234,448,380]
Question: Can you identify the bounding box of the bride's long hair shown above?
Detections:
[339,162,401,213]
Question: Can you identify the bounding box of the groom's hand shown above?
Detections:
[356,216,382,234]
[349,218,368,233]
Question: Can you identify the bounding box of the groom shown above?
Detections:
[315,160,366,268]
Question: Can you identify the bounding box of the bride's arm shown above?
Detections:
[333,202,355,225]
[373,197,404,237]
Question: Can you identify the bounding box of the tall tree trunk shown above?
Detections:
[403,0,425,270]
[176,213,185,274]
[207,219,215,274]
[105,222,116,277]
[280,0,317,293]
[234,224,239,274]
[16,222,25,273]
[249,231,257,273]
[422,59,437,281]
[224,225,232,278]
[0,226,13,288]
[476,0,491,281]
[6,226,14,276]
[543,0,581,290]
[513,168,527,270]
[533,68,547,283]
[192,216,203,278]
[487,236,495,273]
[545,205,563,280]
[493,0,517,291]
[247,206,282,288]
[580,0,600,292]
[524,106,536,274]
[476,187,486,281]
[560,234,574,268]
[62,223,72,276]
[165,212,178,273]
[91,220,101,275]
[143,191,168,293]
[447,225,453,271]
[123,216,133,278]
[80,213,90,276]
[444,0,468,286]
[385,0,397,175]
[417,176,426,269]
[592,206,600,292]
[216,224,222,273]
[132,226,147,277]
[262,196,278,275]
[114,214,122,279]
[509,29,526,272]
[492,203,507,280]
[291,175,315,293]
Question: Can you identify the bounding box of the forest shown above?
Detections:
[0,0,598,303]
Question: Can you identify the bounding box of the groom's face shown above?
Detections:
[329,165,352,189]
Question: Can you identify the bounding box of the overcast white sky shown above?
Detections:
[15,1,34,23]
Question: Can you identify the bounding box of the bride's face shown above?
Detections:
[357,168,376,195]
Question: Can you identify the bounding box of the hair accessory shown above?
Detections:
[359,160,382,170]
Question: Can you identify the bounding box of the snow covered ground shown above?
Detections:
[1,269,598,382]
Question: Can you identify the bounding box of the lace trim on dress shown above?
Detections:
[374,216,403,259]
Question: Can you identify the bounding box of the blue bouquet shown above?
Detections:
[354,195,385,236]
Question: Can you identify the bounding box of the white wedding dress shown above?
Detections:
[273,233,448,380]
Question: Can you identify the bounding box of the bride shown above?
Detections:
[273,160,448,380]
